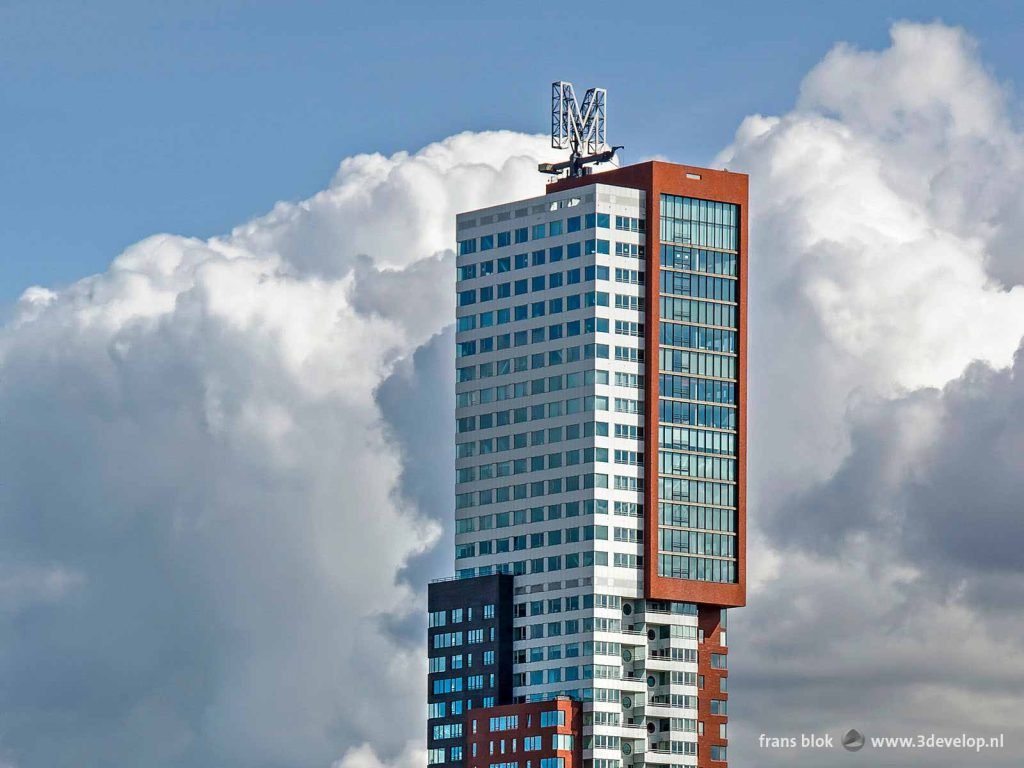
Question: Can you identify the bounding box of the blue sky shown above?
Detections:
[1,0,1021,303]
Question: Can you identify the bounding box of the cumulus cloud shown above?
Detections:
[0,131,558,768]
[332,742,426,768]
[717,25,1024,502]
[714,22,1024,766]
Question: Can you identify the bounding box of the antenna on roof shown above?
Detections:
[539,81,623,179]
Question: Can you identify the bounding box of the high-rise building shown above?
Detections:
[429,137,747,768]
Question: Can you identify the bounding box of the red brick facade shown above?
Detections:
[697,607,729,765]
[465,698,582,768]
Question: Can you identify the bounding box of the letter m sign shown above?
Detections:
[551,81,607,155]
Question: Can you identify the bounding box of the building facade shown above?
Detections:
[428,574,516,766]
[429,160,747,768]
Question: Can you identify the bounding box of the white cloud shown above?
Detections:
[332,742,425,768]
[0,131,558,767]
[717,21,1024,503]
[715,22,1024,765]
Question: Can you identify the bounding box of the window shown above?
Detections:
[614,241,644,258]
[615,268,643,284]
[615,294,643,311]
[614,398,642,414]
[614,346,642,363]
[432,723,463,740]
[614,372,643,389]
[432,677,463,694]
[614,320,643,337]
[489,715,519,731]
[614,215,645,232]
[660,194,738,250]
[540,710,566,727]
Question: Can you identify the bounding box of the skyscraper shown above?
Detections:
[429,114,747,768]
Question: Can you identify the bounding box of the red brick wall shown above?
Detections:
[697,607,729,766]
[465,699,581,768]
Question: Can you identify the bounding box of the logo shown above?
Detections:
[843,729,866,752]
